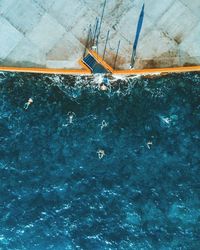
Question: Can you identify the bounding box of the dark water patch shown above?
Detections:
[0,72,200,249]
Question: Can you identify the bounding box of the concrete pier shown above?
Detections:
[0,0,200,70]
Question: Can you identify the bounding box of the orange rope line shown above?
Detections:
[1,56,200,75]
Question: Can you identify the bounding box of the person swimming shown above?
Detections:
[67,111,76,124]
[24,98,33,110]
[146,141,153,149]
[97,149,105,159]
[100,120,108,130]
[100,83,108,91]
[99,76,110,91]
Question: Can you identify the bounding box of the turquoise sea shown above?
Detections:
[0,72,199,249]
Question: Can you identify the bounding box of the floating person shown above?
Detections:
[161,117,171,124]
[24,98,33,110]
[99,76,110,91]
[100,120,108,130]
[146,141,153,149]
[97,149,105,159]
[67,111,76,124]
[159,115,172,128]
[62,112,76,127]
[100,83,108,91]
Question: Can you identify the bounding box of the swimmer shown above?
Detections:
[24,98,33,110]
[100,83,108,91]
[67,111,76,124]
[162,117,171,124]
[97,149,105,159]
[146,141,153,149]
[99,77,110,91]
[100,120,108,130]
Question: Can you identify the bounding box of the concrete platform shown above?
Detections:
[0,0,200,70]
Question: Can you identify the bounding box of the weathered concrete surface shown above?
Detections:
[0,0,200,69]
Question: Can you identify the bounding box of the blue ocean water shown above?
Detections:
[0,72,200,250]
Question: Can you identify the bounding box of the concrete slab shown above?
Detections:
[137,29,177,59]
[0,17,23,60]
[136,30,179,68]
[46,60,71,68]
[179,0,200,18]
[102,36,131,70]
[158,1,199,42]
[179,23,200,64]
[5,37,46,67]
[28,13,66,53]
[116,5,153,44]
[33,0,56,10]
[50,0,87,30]
[103,0,134,22]
[4,0,45,34]
[46,33,84,69]
[144,0,174,24]
[70,8,97,44]
[0,0,200,70]
[0,0,16,15]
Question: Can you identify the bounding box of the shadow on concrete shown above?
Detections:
[131,4,145,68]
